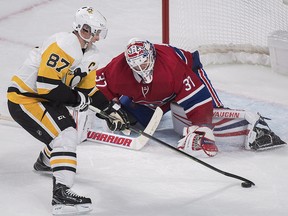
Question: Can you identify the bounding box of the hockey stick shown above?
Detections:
[89,105,255,188]
[128,126,255,188]
[88,105,163,150]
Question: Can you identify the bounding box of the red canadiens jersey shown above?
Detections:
[96,44,213,126]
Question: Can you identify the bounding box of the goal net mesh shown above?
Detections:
[169,0,288,65]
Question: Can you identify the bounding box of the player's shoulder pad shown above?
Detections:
[81,45,100,72]
[42,32,82,61]
[56,32,83,60]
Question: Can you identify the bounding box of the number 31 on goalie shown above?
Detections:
[183,75,196,91]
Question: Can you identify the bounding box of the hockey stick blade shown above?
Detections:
[88,105,163,150]
[129,125,255,187]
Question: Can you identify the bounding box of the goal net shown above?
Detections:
[166,0,288,66]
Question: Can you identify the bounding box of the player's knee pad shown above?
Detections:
[50,127,78,152]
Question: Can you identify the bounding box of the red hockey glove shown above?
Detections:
[177,126,218,157]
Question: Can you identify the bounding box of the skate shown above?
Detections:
[249,127,286,150]
[249,115,287,150]
[52,178,92,215]
[33,152,52,172]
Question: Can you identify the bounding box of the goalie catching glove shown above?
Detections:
[96,101,130,131]
[177,126,218,157]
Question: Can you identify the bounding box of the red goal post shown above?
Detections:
[162,0,288,66]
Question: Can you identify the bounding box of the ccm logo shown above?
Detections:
[57,115,66,120]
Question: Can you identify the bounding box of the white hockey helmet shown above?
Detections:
[73,6,108,42]
[125,38,156,84]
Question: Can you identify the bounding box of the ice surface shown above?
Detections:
[0,1,288,216]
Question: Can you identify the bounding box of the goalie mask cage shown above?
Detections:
[162,0,288,66]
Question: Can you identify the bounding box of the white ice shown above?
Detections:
[0,1,288,216]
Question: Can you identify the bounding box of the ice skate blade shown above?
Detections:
[33,170,52,175]
[52,203,92,215]
[254,143,286,151]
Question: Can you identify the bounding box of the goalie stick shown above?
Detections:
[89,105,255,188]
[87,105,163,150]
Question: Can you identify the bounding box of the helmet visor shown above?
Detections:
[95,28,108,39]
[82,24,108,40]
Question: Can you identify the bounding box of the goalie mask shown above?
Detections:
[125,38,156,84]
[73,6,108,43]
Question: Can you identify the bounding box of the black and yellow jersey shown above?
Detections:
[7,32,99,106]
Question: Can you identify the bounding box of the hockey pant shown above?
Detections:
[8,100,78,187]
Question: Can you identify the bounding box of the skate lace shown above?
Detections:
[65,189,84,198]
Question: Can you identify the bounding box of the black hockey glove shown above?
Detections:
[74,91,92,112]
[96,101,130,131]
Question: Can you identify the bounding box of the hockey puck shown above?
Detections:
[241,182,253,188]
